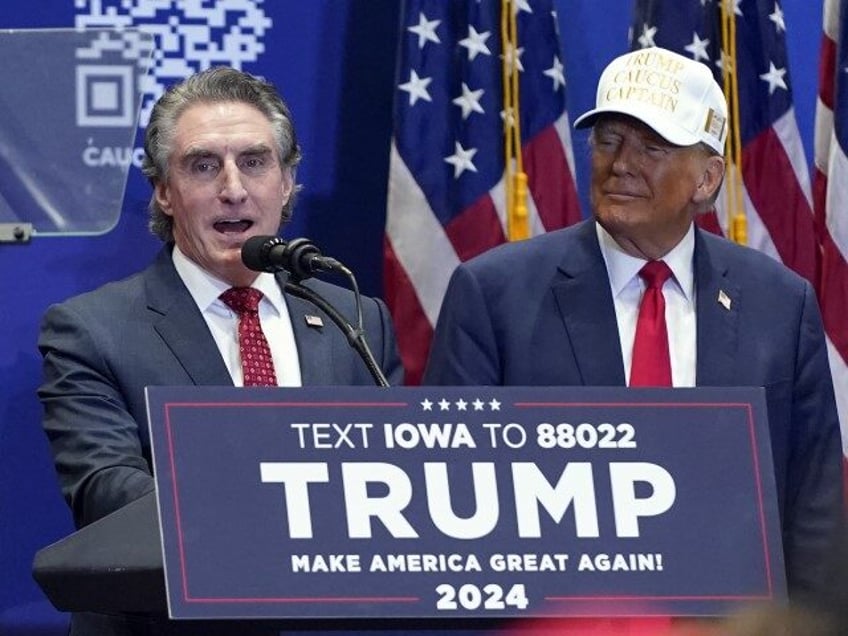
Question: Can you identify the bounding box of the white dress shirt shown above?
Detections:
[596,223,697,387]
[172,246,302,387]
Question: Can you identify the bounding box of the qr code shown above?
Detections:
[74,0,271,126]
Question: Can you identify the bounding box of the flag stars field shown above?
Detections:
[769,3,785,32]
[760,61,788,94]
[444,141,479,178]
[399,69,432,106]
[637,24,657,48]
[459,26,492,60]
[685,33,711,62]
[543,56,566,90]
[514,0,533,14]
[408,11,440,49]
[453,83,486,120]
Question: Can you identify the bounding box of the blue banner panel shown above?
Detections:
[146,386,784,620]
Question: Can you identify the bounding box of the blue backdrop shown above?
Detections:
[0,1,822,633]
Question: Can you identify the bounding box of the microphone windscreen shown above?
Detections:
[241,235,280,272]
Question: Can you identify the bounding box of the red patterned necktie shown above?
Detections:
[220,287,278,387]
[630,260,673,387]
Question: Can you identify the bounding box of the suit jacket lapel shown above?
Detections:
[280,275,336,385]
[694,231,739,385]
[144,247,233,385]
[552,221,626,385]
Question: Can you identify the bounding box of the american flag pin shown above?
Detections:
[305,314,324,328]
[718,290,731,311]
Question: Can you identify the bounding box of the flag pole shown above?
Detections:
[720,0,747,245]
[501,0,529,241]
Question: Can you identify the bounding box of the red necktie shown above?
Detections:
[220,287,278,387]
[630,260,673,387]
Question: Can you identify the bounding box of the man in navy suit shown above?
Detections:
[424,47,843,603]
[38,67,402,635]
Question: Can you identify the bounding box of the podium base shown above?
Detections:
[32,491,166,614]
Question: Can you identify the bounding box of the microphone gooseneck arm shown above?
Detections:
[284,278,390,388]
[241,235,389,387]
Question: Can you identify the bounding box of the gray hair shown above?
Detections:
[142,67,302,242]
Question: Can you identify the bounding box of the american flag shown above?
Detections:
[633,0,848,486]
[814,0,848,489]
[385,0,581,384]
[631,0,818,284]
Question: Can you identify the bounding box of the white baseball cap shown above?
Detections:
[574,47,728,154]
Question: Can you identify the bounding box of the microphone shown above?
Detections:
[240,235,389,387]
[241,235,346,280]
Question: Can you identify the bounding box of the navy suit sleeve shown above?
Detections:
[38,302,154,528]
[423,263,501,385]
[368,295,405,385]
[784,281,845,598]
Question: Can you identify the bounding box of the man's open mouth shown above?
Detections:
[213,219,253,233]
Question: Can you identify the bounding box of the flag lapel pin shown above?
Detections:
[305,314,324,328]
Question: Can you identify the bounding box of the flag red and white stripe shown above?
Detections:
[814,0,848,487]
[385,0,581,385]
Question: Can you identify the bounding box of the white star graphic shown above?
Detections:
[472,399,485,411]
[729,0,743,16]
[455,399,468,411]
[543,56,566,91]
[502,45,525,73]
[421,398,433,411]
[407,12,440,49]
[458,26,491,61]
[444,141,478,178]
[438,398,451,411]
[489,398,501,411]
[684,33,711,63]
[452,83,485,120]
[638,24,658,48]
[768,3,785,33]
[398,69,432,106]
[759,61,788,95]
[514,0,532,13]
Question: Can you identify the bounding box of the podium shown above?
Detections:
[33,385,785,627]
[33,491,166,614]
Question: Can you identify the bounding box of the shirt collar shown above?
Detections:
[171,245,286,316]
[596,222,695,302]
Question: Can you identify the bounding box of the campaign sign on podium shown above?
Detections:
[146,385,785,620]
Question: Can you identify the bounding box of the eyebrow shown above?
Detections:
[180,142,275,162]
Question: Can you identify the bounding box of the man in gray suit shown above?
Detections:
[38,67,402,635]
[424,47,843,604]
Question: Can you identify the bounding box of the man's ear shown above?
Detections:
[280,167,294,201]
[154,181,174,217]
[693,155,726,204]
